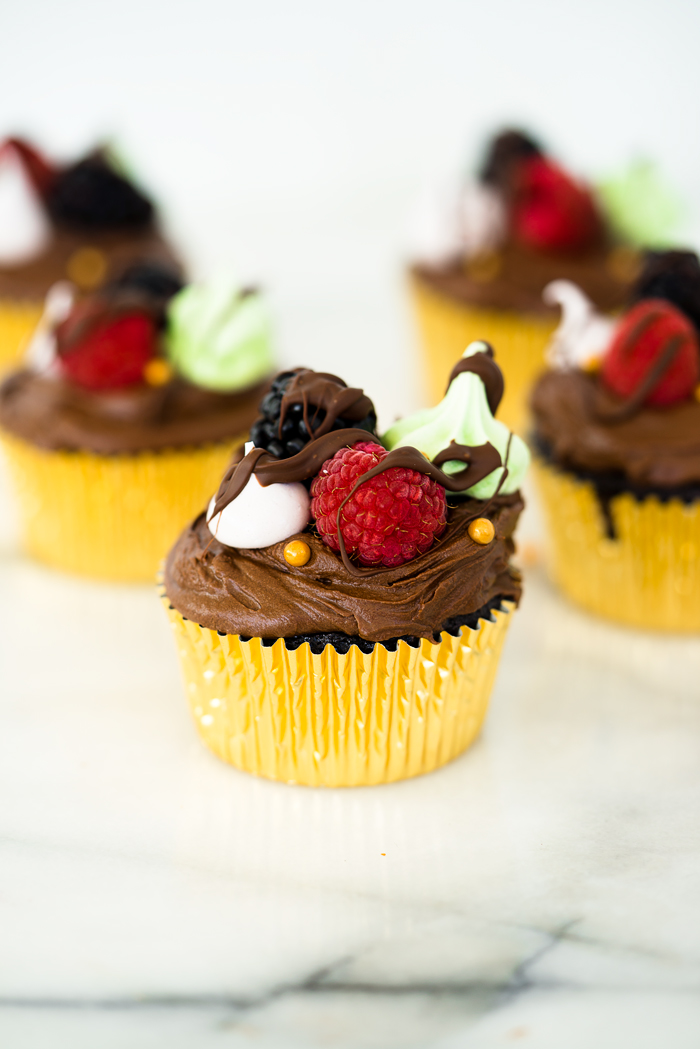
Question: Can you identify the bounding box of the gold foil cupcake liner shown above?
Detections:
[163,598,515,787]
[0,299,43,374]
[409,276,556,433]
[533,459,700,631]
[1,433,244,581]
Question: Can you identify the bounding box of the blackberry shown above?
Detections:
[249,370,377,460]
[630,250,700,333]
[479,129,542,190]
[109,262,184,327]
[47,152,154,230]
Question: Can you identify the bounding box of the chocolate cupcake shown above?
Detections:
[0,275,274,580]
[163,343,529,786]
[408,129,656,431]
[0,138,183,371]
[531,250,700,631]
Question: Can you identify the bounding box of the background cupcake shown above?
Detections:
[531,250,700,631]
[164,343,529,787]
[0,273,274,580]
[408,129,677,432]
[0,137,182,372]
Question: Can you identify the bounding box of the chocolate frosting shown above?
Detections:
[411,240,631,316]
[530,369,700,487]
[0,370,268,455]
[164,495,523,643]
[0,226,180,302]
[278,369,374,439]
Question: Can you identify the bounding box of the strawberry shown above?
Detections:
[511,155,602,253]
[57,303,157,390]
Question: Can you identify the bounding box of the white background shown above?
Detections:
[2,0,699,422]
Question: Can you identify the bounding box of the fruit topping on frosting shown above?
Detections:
[310,441,447,568]
[600,299,699,409]
[207,443,311,550]
[383,342,530,500]
[250,369,377,459]
[543,280,616,371]
[0,139,53,265]
[56,297,159,390]
[509,154,602,253]
[46,149,154,230]
[165,278,274,393]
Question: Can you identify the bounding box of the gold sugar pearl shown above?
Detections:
[66,246,108,289]
[468,518,495,545]
[143,358,174,386]
[694,385,700,403]
[284,539,311,566]
[605,245,642,284]
[465,251,502,284]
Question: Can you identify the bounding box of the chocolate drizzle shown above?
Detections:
[278,370,374,440]
[446,344,504,415]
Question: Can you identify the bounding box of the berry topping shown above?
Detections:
[601,299,700,408]
[111,261,184,303]
[630,250,700,333]
[57,301,158,390]
[250,369,377,460]
[310,441,447,568]
[510,155,602,253]
[47,152,154,230]
[480,129,542,191]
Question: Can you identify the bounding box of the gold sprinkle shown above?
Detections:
[66,246,108,289]
[694,384,700,403]
[606,245,642,284]
[143,358,173,386]
[468,517,495,545]
[284,539,311,566]
[465,251,502,284]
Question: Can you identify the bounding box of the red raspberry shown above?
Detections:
[57,306,157,390]
[511,155,601,253]
[601,299,700,408]
[310,441,447,568]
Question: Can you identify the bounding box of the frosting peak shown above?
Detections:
[165,279,274,393]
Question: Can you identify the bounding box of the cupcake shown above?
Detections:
[531,250,700,631]
[0,137,182,372]
[163,343,529,786]
[408,129,657,432]
[0,274,274,580]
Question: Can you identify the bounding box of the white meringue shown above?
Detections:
[207,445,310,549]
[24,281,75,373]
[408,179,506,267]
[0,144,52,266]
[544,280,617,371]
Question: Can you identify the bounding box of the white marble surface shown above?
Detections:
[2,448,700,1049]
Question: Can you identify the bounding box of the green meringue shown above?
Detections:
[596,160,684,249]
[383,342,529,499]
[165,279,274,392]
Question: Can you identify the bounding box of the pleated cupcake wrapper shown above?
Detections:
[409,276,557,434]
[533,459,700,631]
[164,597,515,787]
[0,298,43,374]
[1,433,244,582]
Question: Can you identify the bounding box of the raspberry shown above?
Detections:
[310,441,447,568]
[511,155,601,252]
[58,306,157,390]
[601,299,700,408]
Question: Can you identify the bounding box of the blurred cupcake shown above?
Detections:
[0,137,182,371]
[531,250,700,631]
[408,129,674,431]
[163,342,529,786]
[0,273,274,580]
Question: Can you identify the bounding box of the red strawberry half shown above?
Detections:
[511,155,602,253]
[57,301,157,390]
[601,299,699,408]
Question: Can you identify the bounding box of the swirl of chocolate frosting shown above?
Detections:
[446,342,504,414]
